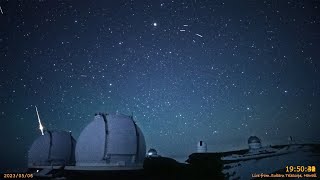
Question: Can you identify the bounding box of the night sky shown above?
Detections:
[1,0,320,170]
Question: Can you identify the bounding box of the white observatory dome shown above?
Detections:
[28,131,76,167]
[147,148,158,157]
[75,113,146,168]
[197,141,207,153]
[248,136,262,151]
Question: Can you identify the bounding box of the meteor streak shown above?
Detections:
[195,33,203,38]
[35,106,44,135]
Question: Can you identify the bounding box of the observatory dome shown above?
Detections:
[147,148,158,157]
[197,141,207,153]
[248,136,262,151]
[28,131,76,167]
[75,113,146,167]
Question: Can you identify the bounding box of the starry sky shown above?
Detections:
[0,0,320,170]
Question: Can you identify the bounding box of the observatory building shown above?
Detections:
[28,130,76,168]
[24,116,320,179]
[197,141,207,153]
[146,148,159,157]
[247,136,262,152]
[72,113,146,170]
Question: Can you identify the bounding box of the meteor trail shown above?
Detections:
[0,6,3,14]
[195,33,203,38]
[35,106,44,135]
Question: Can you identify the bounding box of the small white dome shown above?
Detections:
[28,131,76,167]
[248,136,262,150]
[147,148,158,157]
[248,136,261,144]
[75,113,146,167]
[197,141,207,153]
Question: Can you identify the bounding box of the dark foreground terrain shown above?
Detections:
[3,143,320,179]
